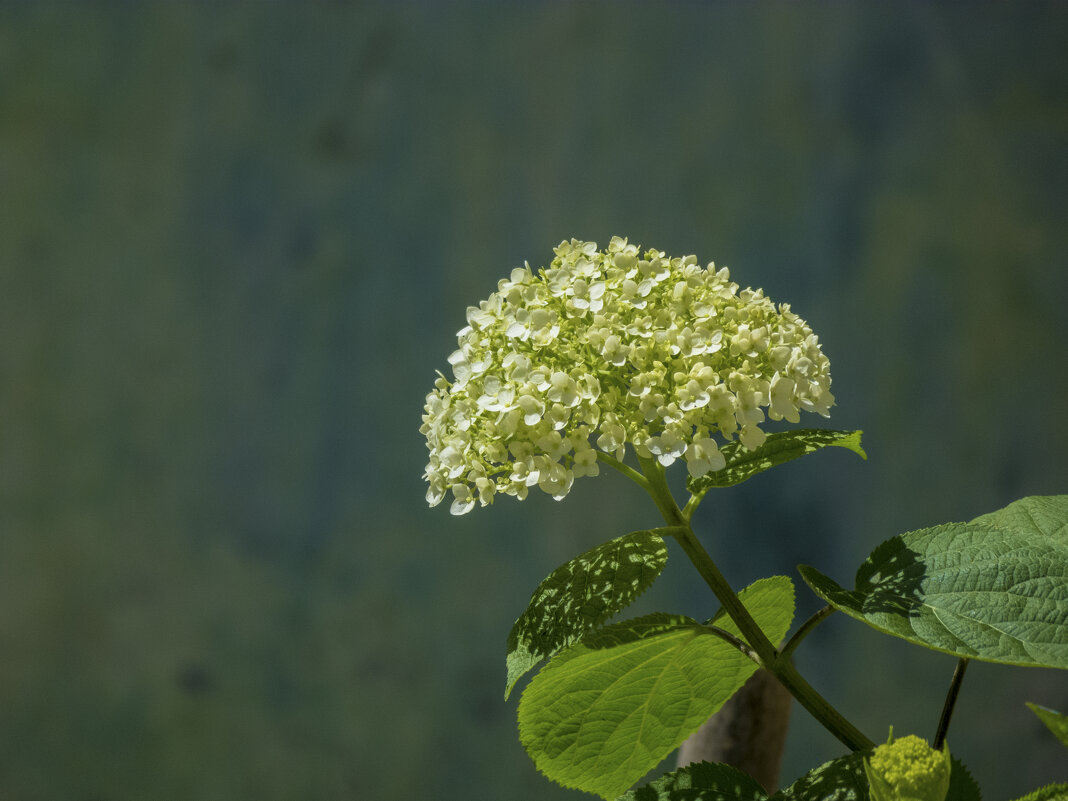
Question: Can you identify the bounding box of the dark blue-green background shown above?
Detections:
[1,3,1066,799]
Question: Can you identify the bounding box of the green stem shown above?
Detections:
[597,451,652,493]
[779,605,835,663]
[671,520,779,666]
[681,491,703,521]
[674,522,873,751]
[637,456,779,662]
[774,661,873,751]
[635,455,688,526]
[933,658,969,750]
[634,455,873,753]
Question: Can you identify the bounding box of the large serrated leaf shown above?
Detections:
[518,576,795,800]
[799,496,1068,669]
[505,530,669,699]
[686,430,865,495]
[619,760,768,801]
[1027,703,1068,748]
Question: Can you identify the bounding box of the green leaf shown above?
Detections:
[772,752,868,801]
[1010,784,1068,801]
[799,496,1068,669]
[770,753,980,801]
[518,576,795,800]
[945,758,982,801]
[1026,703,1068,748]
[686,430,866,495]
[505,529,670,699]
[618,761,768,801]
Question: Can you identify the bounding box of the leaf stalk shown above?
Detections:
[778,605,835,663]
[933,657,969,750]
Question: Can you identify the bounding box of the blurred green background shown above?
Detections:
[1,3,1066,799]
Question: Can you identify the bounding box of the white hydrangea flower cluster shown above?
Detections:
[421,237,834,515]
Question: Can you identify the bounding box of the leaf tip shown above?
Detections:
[848,430,867,460]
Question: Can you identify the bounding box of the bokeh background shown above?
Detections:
[2,3,1066,799]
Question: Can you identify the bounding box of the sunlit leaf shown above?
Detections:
[800,496,1068,669]
[687,430,865,495]
[518,577,794,800]
[505,530,669,699]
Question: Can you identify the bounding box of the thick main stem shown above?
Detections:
[634,456,873,753]
[675,522,872,752]
[672,524,779,665]
[773,661,872,752]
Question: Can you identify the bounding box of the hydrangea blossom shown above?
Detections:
[421,237,834,515]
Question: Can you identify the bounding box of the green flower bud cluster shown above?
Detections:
[865,733,952,801]
[421,237,834,514]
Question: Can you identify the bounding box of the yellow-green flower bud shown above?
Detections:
[864,734,952,801]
